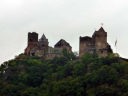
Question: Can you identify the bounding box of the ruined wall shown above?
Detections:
[79,36,94,57]
[46,47,63,59]
[24,33,72,59]
[25,32,39,55]
[79,27,113,57]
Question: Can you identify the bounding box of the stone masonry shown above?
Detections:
[25,27,113,59]
[24,32,72,59]
[79,27,113,57]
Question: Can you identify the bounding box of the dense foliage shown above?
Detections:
[1,53,128,96]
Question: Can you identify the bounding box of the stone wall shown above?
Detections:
[79,27,113,57]
[24,33,72,59]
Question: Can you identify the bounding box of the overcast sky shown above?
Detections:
[0,0,128,64]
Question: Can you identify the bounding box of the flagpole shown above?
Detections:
[115,39,117,54]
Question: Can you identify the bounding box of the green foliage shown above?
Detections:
[0,53,128,96]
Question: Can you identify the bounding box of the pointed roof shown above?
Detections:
[54,39,71,47]
[39,34,48,42]
[41,34,46,40]
[98,27,105,32]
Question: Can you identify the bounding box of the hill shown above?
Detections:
[0,53,128,96]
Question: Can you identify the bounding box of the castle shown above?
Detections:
[79,27,113,57]
[24,32,72,59]
[24,27,113,59]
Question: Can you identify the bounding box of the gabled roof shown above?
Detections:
[54,39,71,47]
[39,34,48,42]
[41,34,46,40]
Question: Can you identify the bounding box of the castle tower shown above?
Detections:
[25,32,39,55]
[28,32,38,46]
[92,27,108,57]
[38,34,49,55]
[39,34,49,48]
[79,27,113,57]
[92,27,107,48]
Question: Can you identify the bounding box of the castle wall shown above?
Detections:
[79,39,86,57]
[24,27,112,59]
[24,33,72,59]
[55,46,72,53]
[79,36,94,57]
[46,47,63,59]
[79,27,113,57]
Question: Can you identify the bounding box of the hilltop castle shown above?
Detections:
[24,32,72,59]
[79,27,113,57]
[24,27,113,59]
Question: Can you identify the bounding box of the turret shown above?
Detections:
[39,34,49,49]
